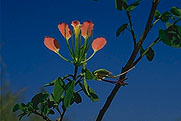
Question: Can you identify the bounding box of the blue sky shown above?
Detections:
[1,0,181,121]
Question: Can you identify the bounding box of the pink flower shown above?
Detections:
[44,36,60,53]
[58,23,72,40]
[81,21,94,39]
[92,37,107,51]
[71,20,81,38]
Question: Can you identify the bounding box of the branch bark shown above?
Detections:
[96,0,160,121]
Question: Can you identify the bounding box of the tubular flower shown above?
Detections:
[44,36,60,53]
[81,21,94,39]
[92,37,107,51]
[71,20,81,38]
[58,23,72,40]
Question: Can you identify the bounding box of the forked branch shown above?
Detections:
[96,0,160,121]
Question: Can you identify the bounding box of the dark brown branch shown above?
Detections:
[126,11,137,48]
[56,107,62,116]
[60,107,66,121]
[96,0,160,121]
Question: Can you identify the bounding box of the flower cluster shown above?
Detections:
[44,20,107,65]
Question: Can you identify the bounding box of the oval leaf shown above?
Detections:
[13,104,20,112]
[85,68,98,80]
[74,92,82,104]
[115,0,128,11]
[146,47,155,61]
[88,86,99,102]
[79,83,99,102]
[93,69,112,78]
[126,0,141,12]
[159,26,181,48]
[170,7,181,16]
[63,80,75,109]
[53,77,64,103]
[160,11,171,22]
[154,10,160,19]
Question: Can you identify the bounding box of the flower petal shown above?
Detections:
[58,23,72,40]
[71,20,81,37]
[81,21,94,39]
[92,37,107,51]
[71,20,80,28]
[44,36,60,52]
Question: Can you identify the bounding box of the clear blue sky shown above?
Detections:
[1,0,181,121]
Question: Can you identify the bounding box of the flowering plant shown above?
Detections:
[12,0,181,121]
[13,20,122,121]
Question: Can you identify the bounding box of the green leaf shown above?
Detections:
[63,80,75,109]
[116,23,128,37]
[85,68,98,80]
[170,7,181,16]
[93,69,112,78]
[126,0,141,12]
[154,10,161,19]
[13,104,20,112]
[44,80,55,87]
[19,103,26,112]
[40,103,48,115]
[73,92,82,104]
[79,83,99,102]
[87,86,99,102]
[160,11,171,22]
[31,93,49,107]
[27,102,33,111]
[115,0,128,11]
[159,26,181,48]
[146,47,155,61]
[83,78,90,96]
[53,77,64,103]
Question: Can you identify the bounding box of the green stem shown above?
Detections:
[112,66,135,78]
[133,37,160,66]
[79,38,88,63]
[56,52,72,63]
[81,51,96,64]
[73,65,79,80]
[77,34,82,64]
[150,18,160,31]
[65,39,74,59]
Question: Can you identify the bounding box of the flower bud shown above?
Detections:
[71,20,81,38]
[81,21,94,39]
[44,36,60,53]
[58,23,72,40]
[92,37,107,51]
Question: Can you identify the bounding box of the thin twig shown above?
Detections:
[56,107,62,116]
[126,11,137,48]
[75,76,83,85]
[60,107,66,121]
[133,37,160,66]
